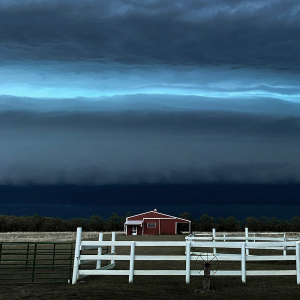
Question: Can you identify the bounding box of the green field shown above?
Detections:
[0,232,300,300]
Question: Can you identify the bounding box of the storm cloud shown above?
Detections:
[0,0,300,68]
[1,1,300,217]
[1,107,300,185]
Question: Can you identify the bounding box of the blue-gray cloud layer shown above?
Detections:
[1,100,300,185]
[1,0,300,68]
[1,0,300,188]
[1,62,300,100]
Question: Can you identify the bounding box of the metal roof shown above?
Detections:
[124,220,144,225]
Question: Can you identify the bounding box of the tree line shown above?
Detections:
[179,213,300,233]
[0,212,300,232]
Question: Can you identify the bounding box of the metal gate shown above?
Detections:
[0,242,74,284]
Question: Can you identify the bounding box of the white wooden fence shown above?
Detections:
[186,228,299,256]
[191,228,290,240]
[72,227,300,285]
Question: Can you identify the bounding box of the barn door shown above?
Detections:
[132,226,137,235]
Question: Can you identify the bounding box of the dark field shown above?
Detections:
[1,275,300,300]
[0,233,300,299]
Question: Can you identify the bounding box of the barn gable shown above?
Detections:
[127,209,190,222]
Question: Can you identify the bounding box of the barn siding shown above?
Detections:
[143,219,159,235]
[160,219,177,234]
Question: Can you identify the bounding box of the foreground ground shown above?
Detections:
[0,232,300,299]
[0,276,300,300]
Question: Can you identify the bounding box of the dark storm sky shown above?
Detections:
[0,0,300,219]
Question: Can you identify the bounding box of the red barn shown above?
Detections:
[124,209,191,235]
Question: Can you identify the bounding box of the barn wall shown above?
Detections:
[143,219,159,235]
[160,219,190,234]
[126,225,133,235]
[137,226,143,235]
[160,219,176,234]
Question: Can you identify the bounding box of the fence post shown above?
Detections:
[111,232,116,265]
[69,243,74,283]
[96,233,103,269]
[52,243,56,271]
[25,243,29,271]
[283,236,287,256]
[296,241,300,285]
[129,241,136,283]
[245,228,249,256]
[241,242,246,283]
[31,243,37,283]
[212,228,216,255]
[186,241,191,283]
[72,227,82,284]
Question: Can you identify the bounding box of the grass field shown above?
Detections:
[0,232,300,300]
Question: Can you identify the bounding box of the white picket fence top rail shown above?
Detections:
[187,228,297,241]
[72,228,300,285]
[187,236,297,241]
[80,240,297,248]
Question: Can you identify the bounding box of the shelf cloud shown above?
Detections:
[0,0,300,68]
[1,1,300,217]
[1,108,300,185]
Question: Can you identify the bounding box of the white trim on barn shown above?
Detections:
[125,221,143,226]
[143,218,173,219]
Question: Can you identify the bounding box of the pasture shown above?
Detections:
[0,232,300,299]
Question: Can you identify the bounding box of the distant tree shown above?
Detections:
[60,219,71,231]
[179,212,192,221]
[6,215,20,232]
[0,215,8,232]
[259,216,270,231]
[245,216,261,232]
[119,211,132,226]
[179,212,198,231]
[41,217,66,232]
[69,217,87,231]
[88,215,104,231]
[269,217,280,231]
[291,217,300,231]
[107,213,122,231]
[125,211,132,218]
[0,212,298,233]
[217,216,240,232]
[198,214,216,231]
[278,219,292,232]
[32,214,43,231]
[17,216,30,231]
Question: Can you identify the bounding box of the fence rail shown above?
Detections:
[72,227,300,285]
[187,228,299,256]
